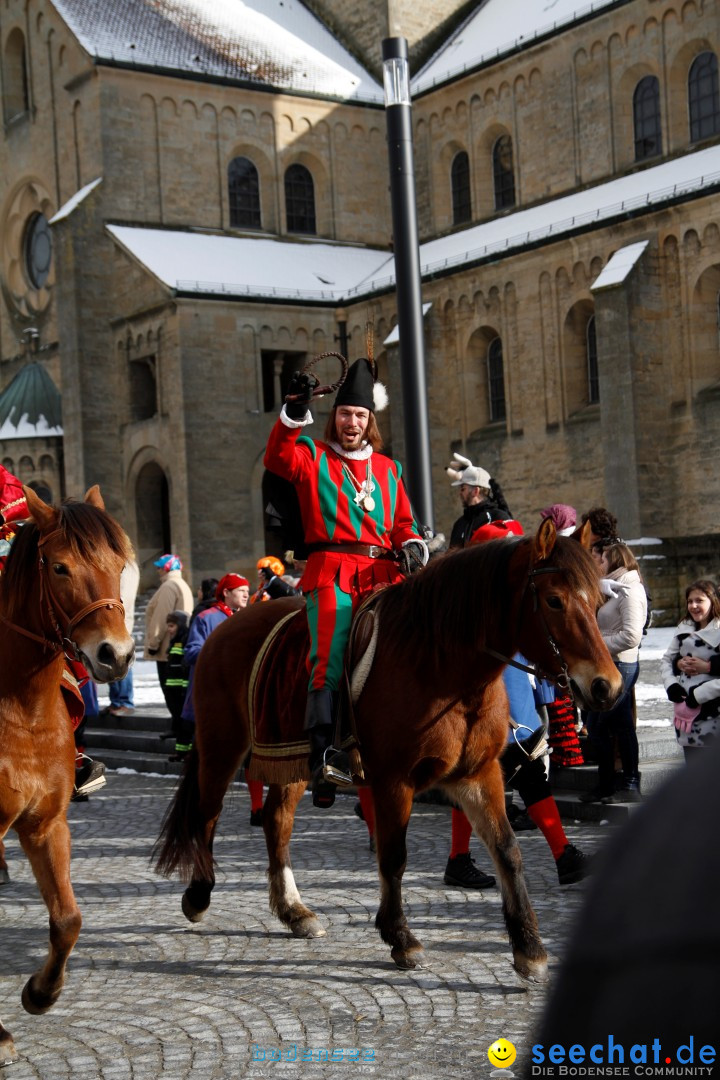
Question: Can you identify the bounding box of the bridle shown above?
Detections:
[483,564,572,692]
[0,526,125,664]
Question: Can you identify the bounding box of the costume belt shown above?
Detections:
[306,542,397,561]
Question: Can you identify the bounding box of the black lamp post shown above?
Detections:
[382,36,435,530]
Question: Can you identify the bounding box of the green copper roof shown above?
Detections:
[0,362,63,438]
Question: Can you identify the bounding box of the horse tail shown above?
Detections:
[152,751,212,883]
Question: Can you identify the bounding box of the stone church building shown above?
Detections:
[1,0,718,616]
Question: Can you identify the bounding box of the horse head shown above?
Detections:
[23,485,135,682]
[515,518,623,711]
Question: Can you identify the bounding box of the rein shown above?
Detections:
[482,564,572,691]
[0,527,125,664]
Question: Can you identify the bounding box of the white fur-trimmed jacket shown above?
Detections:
[597,568,647,663]
[661,617,720,746]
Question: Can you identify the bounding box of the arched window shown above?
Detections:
[689,51,720,143]
[487,337,506,422]
[3,28,29,123]
[284,164,316,235]
[587,316,599,404]
[633,76,662,160]
[492,135,515,210]
[451,151,471,225]
[228,156,261,229]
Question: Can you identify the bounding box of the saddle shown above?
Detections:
[247,589,385,786]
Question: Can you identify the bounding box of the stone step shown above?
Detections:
[91,710,172,734]
[86,728,177,755]
[551,759,684,822]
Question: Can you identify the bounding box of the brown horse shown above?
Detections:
[154,520,621,976]
[0,487,134,1067]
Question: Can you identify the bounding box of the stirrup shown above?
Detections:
[321,748,353,787]
[510,722,549,762]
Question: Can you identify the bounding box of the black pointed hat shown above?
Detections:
[334,358,388,412]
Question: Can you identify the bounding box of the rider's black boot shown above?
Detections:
[305,689,352,808]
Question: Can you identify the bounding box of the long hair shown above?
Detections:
[683,579,720,626]
[0,500,132,624]
[603,542,640,576]
[323,407,384,452]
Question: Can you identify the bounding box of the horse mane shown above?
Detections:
[1,500,133,623]
[378,535,602,679]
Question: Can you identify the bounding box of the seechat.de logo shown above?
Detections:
[531,1036,717,1076]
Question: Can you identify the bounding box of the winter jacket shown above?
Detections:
[596,568,647,663]
[180,602,233,724]
[449,500,507,548]
[144,570,194,661]
[661,617,720,748]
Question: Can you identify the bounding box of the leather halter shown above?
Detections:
[483,565,572,691]
[0,526,125,664]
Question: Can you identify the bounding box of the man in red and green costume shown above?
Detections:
[264,358,428,807]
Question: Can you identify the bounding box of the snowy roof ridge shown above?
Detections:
[106,145,720,304]
[49,177,102,225]
[0,362,63,439]
[51,0,383,104]
[413,0,623,95]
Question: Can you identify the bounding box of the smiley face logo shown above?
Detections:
[488,1039,517,1068]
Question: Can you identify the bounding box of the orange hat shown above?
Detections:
[257,556,284,576]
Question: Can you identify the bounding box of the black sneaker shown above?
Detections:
[618,778,642,803]
[555,843,590,885]
[311,770,336,809]
[508,806,538,832]
[74,757,106,797]
[443,853,496,890]
[578,789,614,804]
[249,809,264,827]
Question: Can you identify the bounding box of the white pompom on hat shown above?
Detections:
[446,452,491,489]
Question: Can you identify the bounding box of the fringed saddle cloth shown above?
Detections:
[247,589,385,786]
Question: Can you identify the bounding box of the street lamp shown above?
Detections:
[382,36,434,531]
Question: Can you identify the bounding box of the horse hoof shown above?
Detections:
[0,867,9,886]
[181,890,207,923]
[391,946,424,970]
[290,916,326,939]
[21,977,61,1015]
[0,1036,19,1066]
[513,954,549,982]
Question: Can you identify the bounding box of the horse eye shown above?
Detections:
[545,595,563,611]
[52,563,69,576]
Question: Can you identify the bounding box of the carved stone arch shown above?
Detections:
[590,255,604,278]
[455,99,468,123]
[590,39,606,61]
[282,151,327,236]
[159,96,179,118]
[683,228,702,256]
[19,455,35,474]
[442,105,454,124]
[443,298,455,319]
[3,26,30,122]
[487,285,502,311]
[562,296,597,415]
[680,0,703,23]
[703,222,720,249]
[642,15,660,36]
[574,46,589,67]
[58,43,66,68]
[39,454,54,471]
[127,449,172,576]
[467,323,504,428]
[350,122,365,140]
[220,104,237,123]
[572,262,589,288]
[292,327,309,351]
[667,36,717,149]
[227,143,274,231]
[555,265,572,293]
[689,261,720,389]
[240,107,257,130]
[528,68,542,93]
[663,232,680,257]
[497,80,512,101]
[259,324,276,349]
[623,23,638,46]
[458,294,473,317]
[513,74,526,97]
[334,120,349,142]
[483,87,496,107]
[280,113,295,135]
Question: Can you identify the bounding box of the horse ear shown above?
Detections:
[84,485,105,510]
[532,517,557,563]
[22,484,57,532]
[572,520,593,549]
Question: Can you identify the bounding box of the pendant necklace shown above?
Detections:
[341,460,375,512]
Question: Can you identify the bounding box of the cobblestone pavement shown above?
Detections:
[0,774,616,1080]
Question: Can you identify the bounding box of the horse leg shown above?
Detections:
[372,781,423,970]
[180,743,246,923]
[451,765,548,981]
[0,1018,18,1067]
[264,781,325,939]
[17,816,82,1013]
[0,836,9,885]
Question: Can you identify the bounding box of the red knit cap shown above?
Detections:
[470,519,524,544]
[216,573,249,599]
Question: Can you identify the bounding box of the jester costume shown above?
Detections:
[263,358,426,806]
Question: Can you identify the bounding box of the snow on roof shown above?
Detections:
[414,0,621,93]
[106,226,394,302]
[52,0,383,104]
[349,144,720,297]
[384,304,432,344]
[591,240,648,290]
[106,146,720,303]
[49,177,102,225]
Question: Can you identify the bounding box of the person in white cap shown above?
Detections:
[446,452,510,548]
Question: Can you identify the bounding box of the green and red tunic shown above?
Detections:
[264,417,419,689]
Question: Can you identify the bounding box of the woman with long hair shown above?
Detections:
[580,542,647,803]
